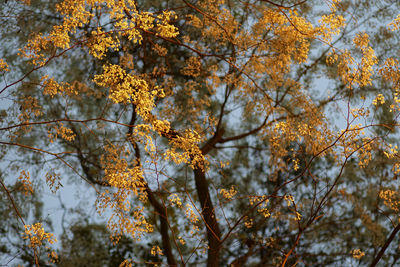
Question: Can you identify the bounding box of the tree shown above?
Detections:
[2,0,400,266]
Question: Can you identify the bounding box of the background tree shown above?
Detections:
[2,0,400,266]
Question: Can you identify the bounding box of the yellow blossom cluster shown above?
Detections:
[94,64,163,120]
[20,0,93,65]
[219,185,237,201]
[169,193,183,208]
[327,32,377,88]
[155,11,179,38]
[388,14,400,31]
[315,0,345,42]
[318,13,346,42]
[338,124,371,158]
[164,129,207,170]
[379,189,400,212]
[353,32,378,87]
[185,203,199,224]
[100,144,146,198]
[254,9,315,74]
[249,195,271,218]
[244,217,253,228]
[293,211,301,221]
[178,236,185,245]
[152,43,168,57]
[45,171,63,194]
[97,196,153,242]
[380,58,400,89]
[47,250,59,264]
[372,94,385,106]
[291,158,300,171]
[283,195,301,221]
[20,0,179,66]
[23,223,57,249]
[17,96,43,124]
[119,259,133,267]
[47,122,76,143]
[270,117,332,168]
[18,170,34,196]
[97,144,151,242]
[184,203,200,235]
[357,137,374,168]
[350,249,365,259]
[379,58,400,112]
[283,195,294,207]
[151,245,164,256]
[0,58,9,72]
[87,27,120,59]
[181,57,201,77]
[383,144,398,159]
[41,75,79,98]
[350,107,370,119]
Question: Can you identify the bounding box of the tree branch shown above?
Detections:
[193,168,221,267]
[127,105,179,266]
[219,116,268,143]
[369,223,400,267]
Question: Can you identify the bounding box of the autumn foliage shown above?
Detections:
[2,0,400,266]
